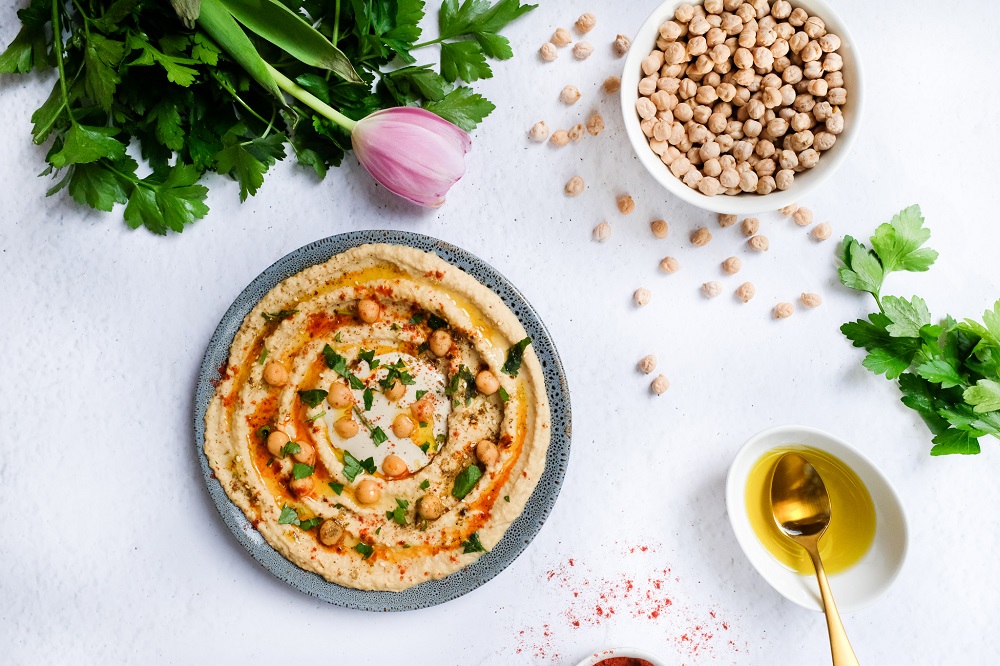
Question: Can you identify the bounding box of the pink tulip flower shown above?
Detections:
[350,107,472,208]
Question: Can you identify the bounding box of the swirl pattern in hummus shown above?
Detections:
[204,244,550,591]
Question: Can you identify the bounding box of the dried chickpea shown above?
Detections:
[634,288,652,307]
[659,256,680,273]
[690,226,712,246]
[593,221,611,242]
[748,234,769,251]
[650,374,670,395]
[800,292,823,308]
[586,113,605,136]
[774,302,794,319]
[564,176,585,197]
[639,355,657,374]
[539,42,557,61]
[560,85,581,104]
[741,217,760,236]
[575,13,596,34]
[722,256,742,274]
[779,203,798,216]
[792,207,813,226]
[572,41,593,60]
[617,194,635,214]
[549,130,569,147]
[736,282,755,303]
[811,222,832,241]
[612,34,631,58]
[718,213,737,227]
[567,124,585,143]
[528,121,549,142]
[651,219,669,238]
[702,281,723,298]
[603,76,622,94]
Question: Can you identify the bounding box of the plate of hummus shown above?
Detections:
[194,231,570,610]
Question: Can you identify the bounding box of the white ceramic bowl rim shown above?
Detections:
[620,0,865,215]
[726,425,909,612]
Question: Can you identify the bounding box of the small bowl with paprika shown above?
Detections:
[575,646,667,666]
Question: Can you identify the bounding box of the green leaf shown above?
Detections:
[49,125,127,168]
[498,386,510,401]
[354,542,374,559]
[838,236,884,296]
[328,481,344,494]
[262,309,298,322]
[215,136,268,201]
[292,463,315,479]
[220,0,362,83]
[963,300,1000,350]
[474,31,512,59]
[67,162,130,212]
[149,100,185,151]
[0,0,50,74]
[461,531,487,553]
[965,379,1000,413]
[427,314,448,330]
[278,505,300,525]
[440,40,491,83]
[501,337,532,377]
[298,516,323,530]
[439,0,537,41]
[297,389,328,408]
[280,441,301,457]
[359,456,377,474]
[882,296,931,338]
[30,82,68,144]
[385,65,449,102]
[930,428,982,456]
[342,450,364,482]
[371,426,388,446]
[121,163,210,234]
[191,32,222,65]
[419,479,430,490]
[126,33,200,86]
[915,358,964,389]
[363,388,374,411]
[452,464,482,499]
[423,87,494,131]
[197,0,284,99]
[861,347,913,380]
[870,204,938,274]
[83,35,126,111]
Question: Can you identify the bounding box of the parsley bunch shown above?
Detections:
[0,0,535,234]
[839,205,1000,455]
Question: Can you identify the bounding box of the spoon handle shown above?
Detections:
[807,547,861,666]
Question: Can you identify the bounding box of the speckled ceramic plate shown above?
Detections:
[194,230,572,611]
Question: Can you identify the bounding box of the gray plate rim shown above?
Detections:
[193,230,572,611]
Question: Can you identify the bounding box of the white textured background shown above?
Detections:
[2,1,999,664]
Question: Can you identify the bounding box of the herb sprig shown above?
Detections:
[839,205,1000,455]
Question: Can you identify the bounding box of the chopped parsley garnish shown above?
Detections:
[419,421,428,428]
[387,498,409,525]
[461,532,487,553]
[292,463,315,480]
[280,441,301,457]
[360,456,377,475]
[420,480,430,490]
[501,337,532,377]
[503,495,510,502]
[328,482,344,495]
[334,332,342,342]
[452,464,483,500]
[258,347,269,365]
[278,505,299,525]
[371,426,388,446]
[306,410,326,422]
[358,348,379,369]
[409,314,424,325]
[354,542,374,559]
[298,517,322,531]
[418,342,430,354]
[379,359,416,392]
[403,544,411,549]
[445,365,476,404]
[419,442,430,453]
[322,344,364,390]
[435,434,446,445]
[375,526,381,535]
[262,309,298,322]
[415,389,428,400]
[256,424,273,440]
[427,314,448,330]
[363,388,374,411]
[342,450,364,483]
[297,389,328,408]
[498,386,510,401]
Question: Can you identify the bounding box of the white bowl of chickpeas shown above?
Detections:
[621,0,862,214]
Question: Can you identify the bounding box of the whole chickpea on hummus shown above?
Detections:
[204,245,550,591]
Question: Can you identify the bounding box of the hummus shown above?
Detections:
[204,244,550,591]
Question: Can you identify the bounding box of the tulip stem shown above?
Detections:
[264,63,358,133]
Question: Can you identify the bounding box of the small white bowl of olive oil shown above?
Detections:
[726,425,908,612]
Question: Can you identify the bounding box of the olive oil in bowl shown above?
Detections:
[745,446,876,575]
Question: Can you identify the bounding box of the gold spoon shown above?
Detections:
[770,452,861,666]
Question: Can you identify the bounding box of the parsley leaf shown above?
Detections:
[965,379,1000,413]
[323,344,365,389]
[358,348,379,368]
[354,542,374,559]
[452,464,482,499]
[363,388,374,411]
[419,479,430,490]
[387,498,409,525]
[298,517,323,530]
[280,441,301,457]
[440,41,492,83]
[409,313,425,325]
[415,389,428,400]
[870,205,938,273]
[423,87,495,131]
[360,456,377,474]
[882,296,931,338]
[262,309,298,322]
[342,450,364,482]
[371,426,388,446]
[292,463,315,480]
[838,236,884,297]
[278,505,300,525]
[256,424,273,440]
[328,481,344,494]
[501,337,532,377]
[498,386,510,401]
[461,531,487,553]
[298,389,328,408]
